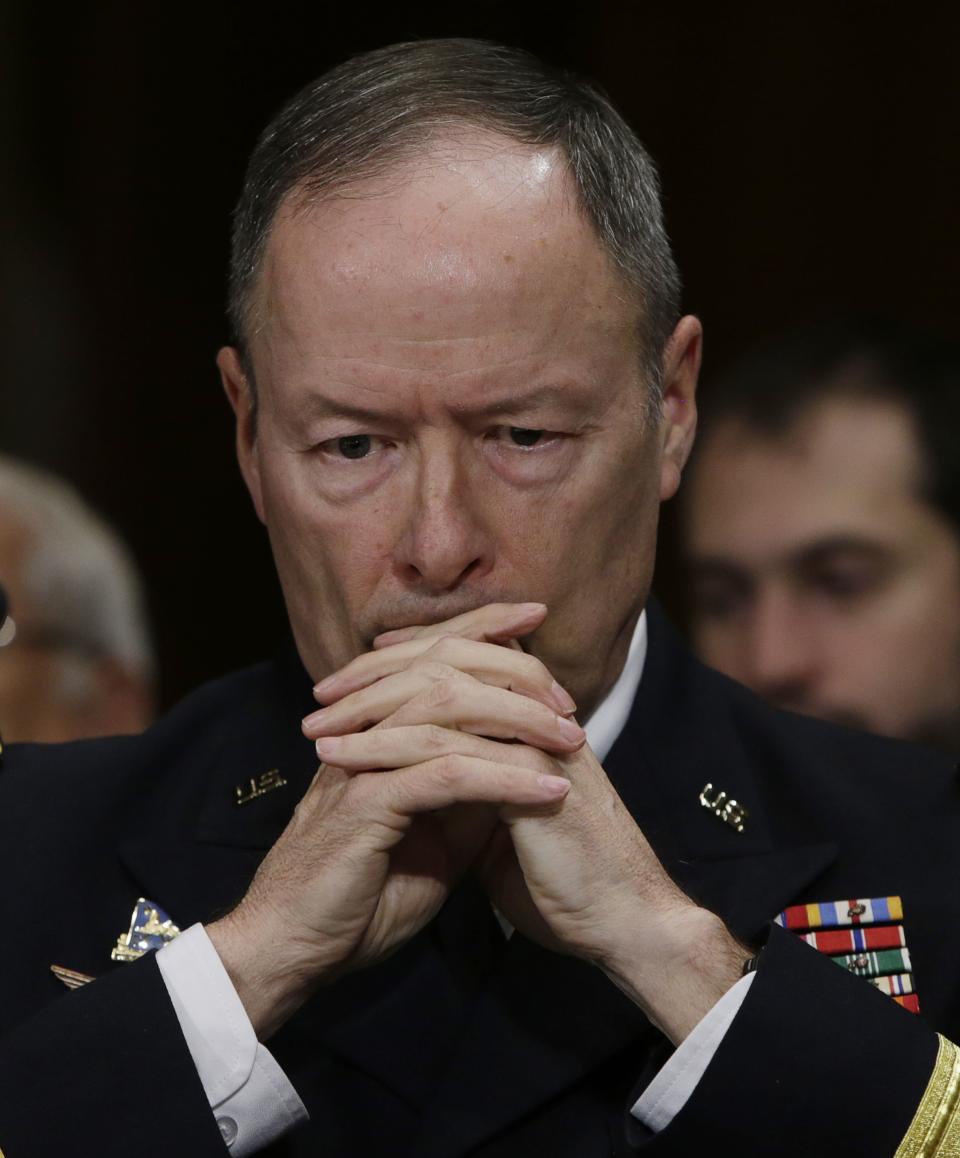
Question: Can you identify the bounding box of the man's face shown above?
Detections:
[220,132,699,714]
[0,511,86,743]
[0,508,152,743]
[684,395,960,748]
[0,512,62,742]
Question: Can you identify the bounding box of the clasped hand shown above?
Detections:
[208,603,745,1043]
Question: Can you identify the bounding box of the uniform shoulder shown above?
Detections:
[699,658,958,817]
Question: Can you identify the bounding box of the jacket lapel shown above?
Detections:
[115,649,319,932]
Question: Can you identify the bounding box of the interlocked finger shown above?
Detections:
[305,665,584,752]
[313,634,575,715]
[352,753,570,815]
[315,723,558,775]
[380,678,583,752]
[304,663,467,736]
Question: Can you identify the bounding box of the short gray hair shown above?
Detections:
[228,38,681,398]
[0,457,154,698]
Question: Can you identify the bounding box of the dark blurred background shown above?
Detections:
[3,0,958,707]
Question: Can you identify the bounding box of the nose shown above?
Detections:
[741,588,820,708]
[392,443,493,595]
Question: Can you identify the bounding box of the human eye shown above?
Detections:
[803,548,889,604]
[507,426,545,448]
[810,564,879,600]
[689,575,751,621]
[480,422,576,485]
[489,426,560,450]
[317,434,388,461]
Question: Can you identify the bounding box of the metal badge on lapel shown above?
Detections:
[111,898,181,963]
[235,768,287,806]
[775,895,920,1012]
[50,964,95,989]
[699,782,749,833]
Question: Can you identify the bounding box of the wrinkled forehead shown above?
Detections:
[249,130,636,352]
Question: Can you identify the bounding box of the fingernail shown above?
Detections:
[537,774,570,797]
[302,709,327,732]
[315,736,340,757]
[313,675,336,696]
[556,715,585,744]
[550,680,577,714]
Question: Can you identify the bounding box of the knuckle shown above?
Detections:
[519,652,548,683]
[426,634,457,661]
[412,658,449,681]
[361,729,385,753]
[520,693,553,722]
[432,754,464,788]
[424,675,458,709]
[422,723,450,752]
[523,746,554,773]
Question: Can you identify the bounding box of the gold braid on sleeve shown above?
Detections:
[895,1035,960,1157]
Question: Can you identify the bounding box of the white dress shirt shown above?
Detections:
[156,609,751,1151]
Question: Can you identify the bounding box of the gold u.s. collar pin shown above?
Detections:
[699,782,749,833]
[235,768,287,806]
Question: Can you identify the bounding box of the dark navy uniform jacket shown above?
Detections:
[1,604,958,1156]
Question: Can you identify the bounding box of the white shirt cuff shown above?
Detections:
[631,972,756,1132]
[156,923,308,1155]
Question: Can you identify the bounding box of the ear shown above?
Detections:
[218,346,266,524]
[657,315,702,502]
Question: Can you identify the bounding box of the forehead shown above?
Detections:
[686,396,927,556]
[251,130,639,380]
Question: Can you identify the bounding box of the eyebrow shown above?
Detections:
[298,382,600,425]
[456,383,599,420]
[791,536,893,573]
[688,534,893,577]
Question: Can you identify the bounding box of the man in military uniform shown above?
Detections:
[1,39,959,1157]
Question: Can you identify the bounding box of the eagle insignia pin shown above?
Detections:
[111,897,181,963]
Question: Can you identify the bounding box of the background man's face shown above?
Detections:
[0,510,147,743]
[0,511,66,742]
[220,132,698,712]
[684,395,960,748]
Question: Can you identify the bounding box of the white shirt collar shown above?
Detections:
[582,609,648,764]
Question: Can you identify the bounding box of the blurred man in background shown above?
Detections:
[682,318,960,751]
[0,456,154,741]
